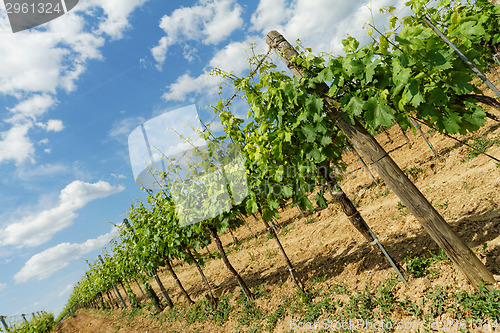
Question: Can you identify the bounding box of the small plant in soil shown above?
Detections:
[453,285,500,321]
[434,201,449,209]
[463,134,500,161]
[237,301,264,327]
[404,251,433,278]
[425,286,450,318]
[404,166,423,179]
[265,303,287,331]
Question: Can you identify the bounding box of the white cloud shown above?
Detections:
[250,0,407,55]
[152,0,243,66]
[14,228,118,283]
[45,119,65,132]
[0,282,7,291]
[0,124,35,165]
[0,181,125,248]
[58,284,73,297]
[162,72,221,102]
[88,0,149,39]
[250,0,290,33]
[7,94,57,124]
[161,0,407,103]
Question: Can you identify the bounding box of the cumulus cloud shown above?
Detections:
[151,0,243,66]
[0,124,35,165]
[162,72,221,102]
[45,120,65,132]
[88,0,149,39]
[15,228,118,283]
[0,181,124,248]
[250,0,291,33]
[7,95,57,123]
[250,0,407,54]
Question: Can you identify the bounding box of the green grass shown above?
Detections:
[403,249,449,278]
[88,259,500,333]
[404,166,423,179]
[463,134,500,161]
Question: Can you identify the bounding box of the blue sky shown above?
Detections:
[0,0,404,319]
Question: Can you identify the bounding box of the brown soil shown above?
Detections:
[53,112,500,332]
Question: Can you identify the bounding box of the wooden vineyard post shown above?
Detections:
[257,206,305,292]
[163,255,194,304]
[207,225,254,301]
[185,247,218,307]
[152,268,174,308]
[266,30,496,289]
[0,316,10,332]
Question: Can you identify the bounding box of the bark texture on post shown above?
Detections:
[266,30,496,288]
[144,281,163,311]
[186,248,218,307]
[152,268,174,308]
[207,225,254,301]
[259,213,305,292]
[164,256,194,304]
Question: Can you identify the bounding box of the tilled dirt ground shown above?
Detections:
[53,114,500,333]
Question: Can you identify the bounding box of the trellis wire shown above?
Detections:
[409,116,500,163]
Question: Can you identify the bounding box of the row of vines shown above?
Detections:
[57,0,500,326]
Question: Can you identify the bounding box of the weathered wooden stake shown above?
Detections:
[207,225,254,301]
[152,268,174,308]
[0,316,10,332]
[186,248,218,307]
[266,30,496,289]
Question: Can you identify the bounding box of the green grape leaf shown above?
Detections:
[306,147,324,162]
[366,58,381,83]
[346,96,364,116]
[320,135,333,147]
[301,123,317,142]
[363,97,395,128]
[425,49,453,70]
[442,111,462,133]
